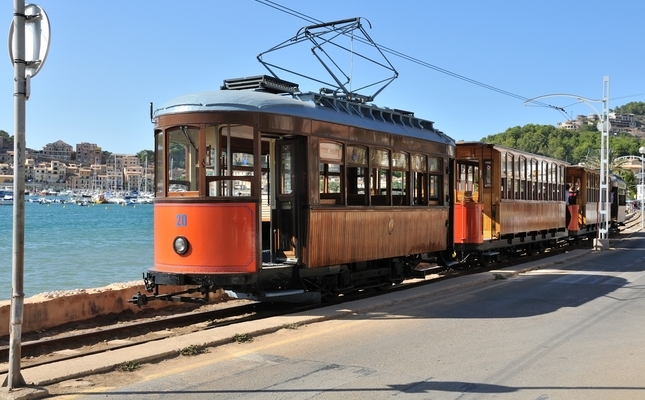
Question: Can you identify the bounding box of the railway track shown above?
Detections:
[0,235,610,375]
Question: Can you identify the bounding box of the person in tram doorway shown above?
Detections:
[568,184,578,205]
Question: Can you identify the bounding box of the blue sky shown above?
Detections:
[2,0,644,155]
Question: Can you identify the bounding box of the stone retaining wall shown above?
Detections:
[0,282,188,337]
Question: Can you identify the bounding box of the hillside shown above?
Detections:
[481,101,645,163]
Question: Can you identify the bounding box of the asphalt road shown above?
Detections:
[63,231,645,399]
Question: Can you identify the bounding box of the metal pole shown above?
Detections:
[6,0,27,388]
[638,146,645,229]
[523,82,610,249]
[600,76,610,244]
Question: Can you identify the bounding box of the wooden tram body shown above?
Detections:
[453,142,570,262]
[140,76,455,303]
[132,76,621,305]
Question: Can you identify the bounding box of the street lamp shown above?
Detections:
[524,76,611,249]
[638,146,645,229]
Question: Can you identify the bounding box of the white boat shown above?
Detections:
[0,194,14,206]
[107,196,126,205]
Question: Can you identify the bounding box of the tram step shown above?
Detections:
[411,262,443,278]
[225,289,320,304]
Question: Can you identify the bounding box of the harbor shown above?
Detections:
[0,195,153,301]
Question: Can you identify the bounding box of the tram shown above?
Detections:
[131,75,456,304]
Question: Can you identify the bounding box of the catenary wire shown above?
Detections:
[254,0,567,115]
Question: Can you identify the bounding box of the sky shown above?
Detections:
[1,0,644,155]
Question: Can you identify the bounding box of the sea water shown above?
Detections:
[0,200,153,301]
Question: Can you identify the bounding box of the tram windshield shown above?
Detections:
[168,127,199,192]
[205,124,259,197]
[157,123,265,198]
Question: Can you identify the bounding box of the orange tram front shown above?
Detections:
[452,142,604,266]
[131,76,456,305]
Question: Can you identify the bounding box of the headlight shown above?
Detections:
[173,236,189,255]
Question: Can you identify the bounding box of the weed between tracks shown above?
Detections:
[180,344,209,356]
[115,361,141,372]
[233,333,253,343]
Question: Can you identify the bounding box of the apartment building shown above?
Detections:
[34,160,68,185]
[42,140,73,160]
[76,142,102,165]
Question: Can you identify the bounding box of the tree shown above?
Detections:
[136,150,154,166]
[0,130,14,149]
[613,101,645,115]
[483,123,644,166]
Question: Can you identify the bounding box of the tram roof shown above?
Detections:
[153,89,455,147]
[457,141,573,165]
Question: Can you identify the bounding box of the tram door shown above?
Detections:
[273,139,299,262]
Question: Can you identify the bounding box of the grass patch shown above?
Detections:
[282,322,302,330]
[179,344,208,356]
[115,361,141,372]
[233,333,253,343]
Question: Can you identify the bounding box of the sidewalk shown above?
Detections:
[1,245,599,400]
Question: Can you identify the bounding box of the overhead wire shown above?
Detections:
[254,0,565,113]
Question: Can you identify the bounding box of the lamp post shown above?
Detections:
[638,146,645,229]
[524,77,611,249]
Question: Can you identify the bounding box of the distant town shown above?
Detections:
[0,139,153,193]
[557,112,644,136]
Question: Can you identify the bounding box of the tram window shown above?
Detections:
[559,165,566,201]
[346,145,368,205]
[319,163,341,193]
[392,152,409,205]
[456,161,478,202]
[168,127,199,193]
[513,157,520,199]
[412,154,427,205]
[371,149,390,205]
[519,157,526,200]
[550,163,556,201]
[483,160,492,188]
[233,152,254,167]
[155,130,164,194]
[539,161,546,200]
[205,124,257,197]
[530,159,537,200]
[230,153,254,196]
[428,156,442,203]
[507,154,514,200]
[319,142,343,205]
[429,176,439,201]
[280,145,292,195]
[501,153,507,200]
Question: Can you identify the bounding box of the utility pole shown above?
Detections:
[3,1,50,390]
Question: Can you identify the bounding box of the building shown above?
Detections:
[558,113,640,135]
[42,140,73,160]
[0,137,154,192]
[34,160,67,185]
[75,142,102,165]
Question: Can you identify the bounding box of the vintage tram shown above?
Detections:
[453,142,571,265]
[130,75,624,305]
[131,75,456,304]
